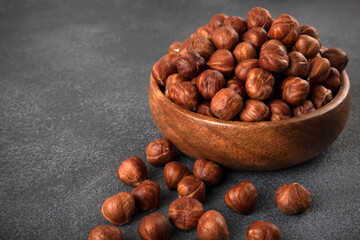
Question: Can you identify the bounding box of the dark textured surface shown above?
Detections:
[0,0,359,239]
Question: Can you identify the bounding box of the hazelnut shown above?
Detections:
[245,68,275,100]
[224,181,258,215]
[242,27,268,49]
[197,101,215,117]
[207,49,236,76]
[307,57,331,85]
[246,221,281,240]
[269,14,300,45]
[146,138,176,166]
[196,25,212,39]
[164,73,185,97]
[209,14,228,33]
[196,69,226,99]
[233,42,257,63]
[131,180,160,212]
[226,77,247,98]
[177,51,206,79]
[300,24,319,39]
[212,26,239,50]
[309,85,333,109]
[283,51,309,78]
[294,35,321,59]
[274,183,311,215]
[152,59,177,87]
[211,88,244,120]
[163,161,191,190]
[168,41,182,54]
[292,100,316,117]
[246,7,273,31]
[259,39,289,73]
[161,52,179,68]
[197,210,229,240]
[323,67,341,92]
[322,47,349,72]
[168,197,204,230]
[179,36,216,60]
[168,82,200,111]
[193,158,223,186]
[281,76,310,106]
[234,59,259,82]
[101,192,135,225]
[177,175,206,203]
[117,156,148,187]
[239,99,270,122]
[88,225,123,240]
[138,213,169,240]
[267,99,291,121]
[319,45,328,55]
[223,16,247,36]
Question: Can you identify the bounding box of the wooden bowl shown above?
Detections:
[148,72,351,171]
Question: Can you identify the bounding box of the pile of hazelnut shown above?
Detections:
[88,138,312,240]
[152,7,348,122]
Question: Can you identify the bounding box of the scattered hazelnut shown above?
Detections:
[164,73,185,97]
[212,26,239,50]
[207,49,236,76]
[223,16,247,36]
[131,180,160,212]
[177,51,206,79]
[211,88,244,120]
[179,36,216,60]
[168,82,200,111]
[233,42,257,62]
[196,69,226,99]
[161,52,179,68]
[88,225,123,240]
[274,183,312,215]
[246,7,273,31]
[224,181,258,215]
[197,210,229,240]
[138,213,169,240]
[177,175,206,203]
[245,68,275,100]
[226,77,247,98]
[307,57,331,85]
[246,221,281,240]
[309,85,333,109]
[283,51,309,78]
[196,25,212,39]
[300,24,320,39]
[101,192,135,225]
[281,76,310,106]
[168,197,204,230]
[117,156,148,187]
[146,138,176,166]
[239,99,270,122]
[269,14,300,45]
[267,99,291,121]
[292,100,316,117]
[163,161,191,190]
[322,47,349,72]
[259,39,289,73]
[323,67,341,92]
[152,59,177,87]
[197,101,215,117]
[168,41,182,54]
[193,158,223,186]
[209,14,228,33]
[234,59,259,82]
[294,35,321,59]
[242,27,268,49]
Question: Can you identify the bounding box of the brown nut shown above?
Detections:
[300,24,319,39]
[233,42,257,63]
[283,51,310,78]
[234,59,259,82]
[294,35,321,59]
[269,14,300,45]
[308,57,331,85]
[226,77,247,98]
[138,213,169,240]
[309,85,333,109]
[259,39,289,73]
[321,47,349,72]
[168,82,200,111]
[207,49,236,76]
[168,41,182,54]
[275,183,312,215]
[179,36,216,60]
[131,180,160,212]
[242,27,268,49]
[246,7,273,31]
[197,101,215,117]
[152,59,177,87]
[177,175,206,203]
[193,158,223,186]
[281,76,310,106]
[211,88,244,120]
[223,16,247,36]
[246,221,281,240]
[224,180,258,215]
[177,51,206,79]
[196,25,212,40]
[197,210,229,240]
[161,52,179,68]
[146,138,176,166]
[101,192,135,225]
[267,99,291,121]
[196,69,226,99]
[212,26,239,50]
[323,67,341,92]
[239,99,270,122]
[292,100,316,117]
[168,197,204,230]
[117,156,148,186]
[164,74,185,97]
[163,161,191,190]
[88,225,123,240]
[245,68,275,100]
[209,14,228,33]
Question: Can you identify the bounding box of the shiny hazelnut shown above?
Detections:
[197,210,229,240]
[117,156,148,186]
[207,49,236,76]
[164,73,185,97]
[138,213,169,240]
[223,16,247,36]
[294,35,321,59]
[168,41,182,54]
[212,26,239,50]
[234,59,259,82]
[161,52,179,68]
[245,68,275,100]
[224,180,258,215]
[269,14,300,45]
[323,67,341,92]
[196,25,212,39]
[242,27,268,49]
[246,221,281,240]
[168,197,204,230]
[152,59,177,87]
[177,51,206,79]
[292,100,316,117]
[163,161,191,190]
[283,51,309,78]
[146,138,176,166]
[300,24,319,39]
[226,77,247,98]
[196,69,226,99]
[168,82,200,111]
[88,225,123,240]
[246,7,273,31]
[233,42,257,62]
[267,99,291,121]
[275,183,312,215]
[209,14,228,33]
[259,39,289,73]
[309,85,333,109]
[179,36,216,60]
[197,101,215,117]
[281,76,310,106]
[307,57,331,85]
[239,99,270,122]
[193,158,223,186]
[177,175,206,202]
[211,88,244,120]
[131,180,160,212]
[101,192,135,225]
[322,47,349,72]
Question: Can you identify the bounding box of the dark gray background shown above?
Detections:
[1,0,359,239]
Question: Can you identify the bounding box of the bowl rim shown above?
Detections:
[149,71,350,127]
